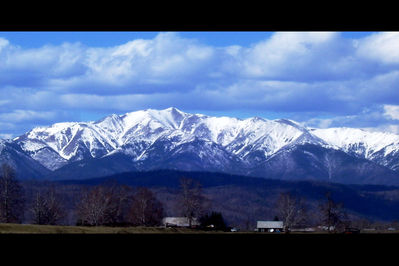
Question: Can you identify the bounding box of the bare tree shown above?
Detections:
[0,163,25,223]
[76,183,133,226]
[275,192,308,232]
[76,185,117,226]
[111,185,134,226]
[31,191,47,225]
[128,187,164,226]
[318,191,348,233]
[178,178,205,227]
[30,186,65,225]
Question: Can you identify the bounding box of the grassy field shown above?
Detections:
[2,223,399,234]
[0,223,236,234]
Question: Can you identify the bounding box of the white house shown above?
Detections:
[256,221,284,232]
[162,217,200,228]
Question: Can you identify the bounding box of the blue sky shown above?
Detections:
[0,31,375,49]
[0,31,398,138]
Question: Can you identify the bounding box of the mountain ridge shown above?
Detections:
[1,107,399,185]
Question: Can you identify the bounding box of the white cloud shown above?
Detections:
[0,32,399,137]
[306,118,334,129]
[384,104,399,120]
[384,125,399,134]
[362,125,399,135]
[0,110,56,122]
[234,32,342,79]
[82,32,215,87]
[0,38,9,51]
[357,32,399,64]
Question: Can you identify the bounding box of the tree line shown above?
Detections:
[1,163,397,232]
[273,190,349,233]
[0,163,224,229]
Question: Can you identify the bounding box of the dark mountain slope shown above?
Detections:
[45,152,137,180]
[250,144,399,186]
[0,141,51,179]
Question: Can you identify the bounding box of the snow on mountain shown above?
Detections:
[12,107,312,170]
[311,127,399,170]
[0,139,9,155]
[0,138,51,179]
[15,121,117,167]
[3,107,399,184]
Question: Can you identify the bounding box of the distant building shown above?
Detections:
[256,221,284,232]
[162,217,200,228]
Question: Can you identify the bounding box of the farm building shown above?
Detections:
[162,217,200,228]
[256,221,284,232]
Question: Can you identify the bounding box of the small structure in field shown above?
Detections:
[162,217,200,228]
[256,221,284,232]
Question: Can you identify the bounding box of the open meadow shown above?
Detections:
[1,223,399,234]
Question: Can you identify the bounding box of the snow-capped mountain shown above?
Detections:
[311,128,399,171]
[12,108,321,170]
[0,139,51,179]
[2,107,399,185]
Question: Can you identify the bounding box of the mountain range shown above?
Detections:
[1,107,399,186]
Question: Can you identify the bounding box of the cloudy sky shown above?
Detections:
[0,31,398,138]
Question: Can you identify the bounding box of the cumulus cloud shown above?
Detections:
[357,32,399,64]
[236,32,341,78]
[0,38,9,51]
[384,104,399,120]
[304,105,399,135]
[0,110,57,123]
[77,32,215,92]
[0,31,399,137]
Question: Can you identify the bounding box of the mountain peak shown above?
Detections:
[164,106,182,113]
[274,118,305,130]
[3,107,399,186]
[247,116,266,122]
[95,113,122,124]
